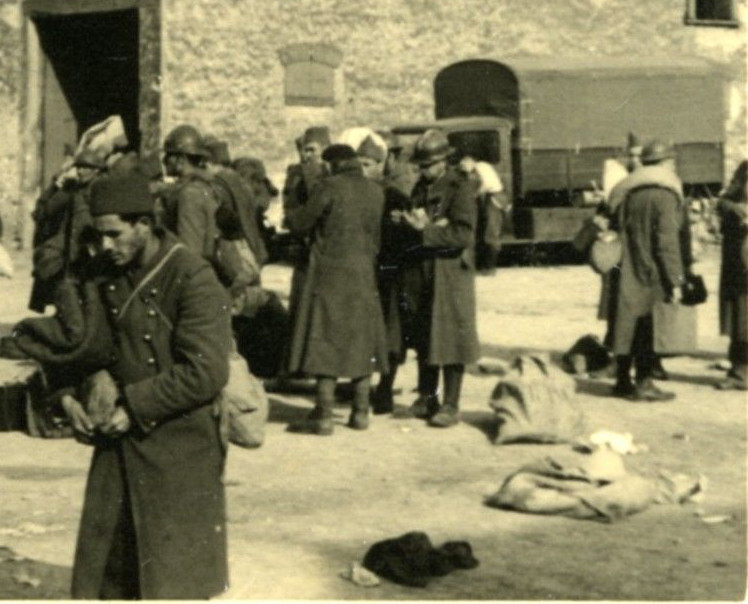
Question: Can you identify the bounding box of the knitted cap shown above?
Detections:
[89,173,154,217]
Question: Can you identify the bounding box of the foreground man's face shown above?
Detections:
[94,214,147,266]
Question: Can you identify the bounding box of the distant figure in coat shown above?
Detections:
[715,160,748,391]
[61,173,231,599]
[282,127,331,376]
[611,140,688,402]
[160,124,219,262]
[286,144,388,434]
[396,129,480,428]
[357,135,413,414]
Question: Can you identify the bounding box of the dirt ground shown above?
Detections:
[0,245,745,600]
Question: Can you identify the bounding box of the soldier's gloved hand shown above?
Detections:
[61,394,94,444]
[99,404,133,438]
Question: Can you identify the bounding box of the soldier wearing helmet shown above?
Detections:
[160,125,221,262]
[394,129,480,428]
[607,139,692,402]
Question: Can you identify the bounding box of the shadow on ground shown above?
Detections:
[0,547,70,599]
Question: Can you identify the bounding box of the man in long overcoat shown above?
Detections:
[357,135,413,414]
[285,144,388,434]
[397,129,480,428]
[61,173,232,598]
[716,160,748,390]
[282,127,331,376]
[611,141,687,402]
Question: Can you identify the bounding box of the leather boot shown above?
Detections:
[429,365,462,428]
[372,357,398,415]
[288,376,335,435]
[393,360,440,419]
[630,378,675,402]
[612,355,635,397]
[348,376,371,430]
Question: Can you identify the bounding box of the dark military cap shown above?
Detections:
[322,144,358,163]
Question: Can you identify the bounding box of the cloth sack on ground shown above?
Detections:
[215,350,269,449]
[489,354,585,444]
[561,334,611,375]
[485,447,659,522]
[362,531,479,588]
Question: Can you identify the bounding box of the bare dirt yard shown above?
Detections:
[0,245,745,600]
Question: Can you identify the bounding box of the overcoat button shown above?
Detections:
[111,308,119,316]
[143,334,153,342]
[108,284,116,292]
[147,357,156,365]
[150,288,158,296]
[147,309,156,317]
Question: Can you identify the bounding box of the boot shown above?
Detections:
[630,378,676,402]
[651,357,669,381]
[612,355,635,397]
[429,365,462,428]
[348,376,371,430]
[372,359,398,415]
[288,377,335,435]
[393,360,439,419]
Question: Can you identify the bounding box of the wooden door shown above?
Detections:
[41,55,77,187]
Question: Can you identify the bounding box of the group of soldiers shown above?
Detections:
[21,118,747,599]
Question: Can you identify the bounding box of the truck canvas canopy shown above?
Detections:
[435,56,726,151]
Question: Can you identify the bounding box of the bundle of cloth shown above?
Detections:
[486,445,703,522]
[363,531,479,588]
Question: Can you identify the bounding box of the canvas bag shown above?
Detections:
[117,243,268,449]
[489,354,585,444]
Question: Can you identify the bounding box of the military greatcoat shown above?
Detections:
[71,233,232,599]
[613,185,687,355]
[401,169,480,366]
[161,172,219,261]
[286,163,388,378]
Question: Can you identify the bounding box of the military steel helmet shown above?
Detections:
[640,139,675,165]
[410,129,454,166]
[163,124,209,158]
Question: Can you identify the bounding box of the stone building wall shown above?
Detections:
[0,0,745,243]
[0,0,21,244]
[160,0,747,181]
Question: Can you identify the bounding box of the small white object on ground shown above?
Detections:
[340,561,380,587]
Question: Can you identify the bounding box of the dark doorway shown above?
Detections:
[34,9,139,185]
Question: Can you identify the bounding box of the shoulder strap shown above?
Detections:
[117,243,186,323]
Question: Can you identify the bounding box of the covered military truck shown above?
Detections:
[393,56,726,250]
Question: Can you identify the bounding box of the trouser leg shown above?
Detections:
[429,364,463,428]
[633,315,655,384]
[729,340,748,382]
[441,364,464,409]
[417,356,439,397]
[288,375,335,434]
[348,375,371,430]
[99,490,140,600]
[373,354,400,414]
